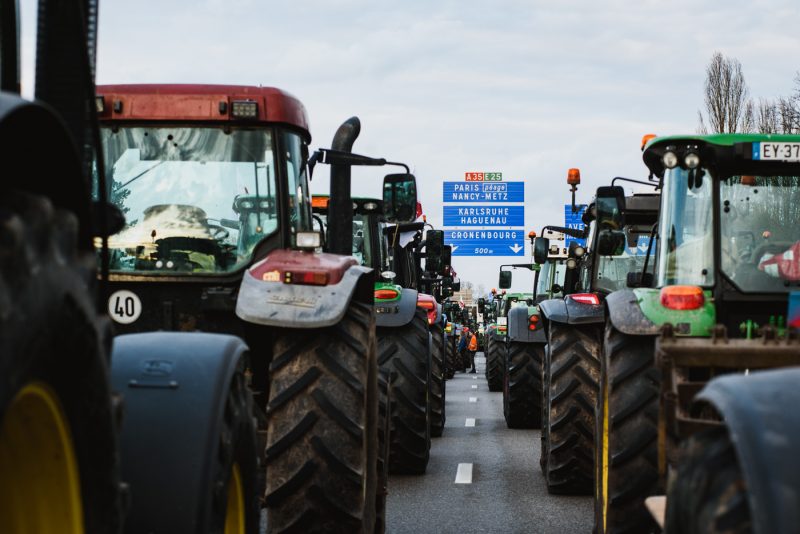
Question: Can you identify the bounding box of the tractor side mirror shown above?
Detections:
[383,173,417,223]
[498,270,512,289]
[595,186,625,230]
[442,245,452,273]
[478,297,486,313]
[597,229,626,256]
[533,237,549,264]
[425,230,444,273]
[452,279,461,292]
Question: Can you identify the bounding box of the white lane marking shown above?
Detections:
[471,385,478,389]
[455,463,473,484]
[472,376,477,379]
[469,397,477,403]
[465,418,476,427]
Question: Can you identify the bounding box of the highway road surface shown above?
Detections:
[385,353,593,534]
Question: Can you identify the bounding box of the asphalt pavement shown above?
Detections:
[385,353,593,534]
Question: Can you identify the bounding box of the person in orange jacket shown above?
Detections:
[467,331,478,373]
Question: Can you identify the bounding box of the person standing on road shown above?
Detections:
[467,331,478,373]
[457,329,468,372]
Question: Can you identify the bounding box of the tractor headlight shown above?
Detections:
[662,150,679,169]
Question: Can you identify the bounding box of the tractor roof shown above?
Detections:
[643,133,800,178]
[96,84,310,140]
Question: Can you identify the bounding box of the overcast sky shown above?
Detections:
[19,0,800,294]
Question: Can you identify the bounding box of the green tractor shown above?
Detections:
[537,169,660,496]
[595,134,800,534]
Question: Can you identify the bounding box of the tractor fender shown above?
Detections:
[375,287,419,327]
[110,332,248,533]
[538,298,569,324]
[564,296,605,325]
[236,255,373,328]
[605,289,660,336]
[506,306,546,343]
[695,368,800,534]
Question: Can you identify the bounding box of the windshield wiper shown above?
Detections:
[118,161,166,190]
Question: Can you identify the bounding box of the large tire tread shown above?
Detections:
[544,322,600,495]
[265,302,378,534]
[595,323,659,534]
[503,341,543,429]
[486,336,504,391]
[429,325,446,437]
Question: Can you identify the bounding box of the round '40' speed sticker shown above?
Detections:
[108,290,142,324]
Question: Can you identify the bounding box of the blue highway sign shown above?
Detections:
[444,206,524,227]
[564,204,587,247]
[442,181,524,203]
[445,230,525,256]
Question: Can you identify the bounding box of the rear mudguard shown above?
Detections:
[110,332,249,533]
[236,250,374,328]
[507,306,546,343]
[375,287,419,328]
[695,368,800,534]
[539,296,605,326]
[605,289,660,336]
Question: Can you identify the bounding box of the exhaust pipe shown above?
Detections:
[327,116,360,256]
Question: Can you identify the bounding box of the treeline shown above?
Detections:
[698,51,800,134]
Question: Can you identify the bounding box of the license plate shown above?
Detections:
[753,142,800,161]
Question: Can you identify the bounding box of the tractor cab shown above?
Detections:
[643,134,800,334]
[97,85,312,277]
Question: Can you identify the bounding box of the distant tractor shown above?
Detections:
[537,168,660,496]
[595,134,800,534]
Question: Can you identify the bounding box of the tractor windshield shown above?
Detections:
[719,175,800,292]
[595,229,655,293]
[657,168,714,287]
[537,259,567,298]
[98,126,277,274]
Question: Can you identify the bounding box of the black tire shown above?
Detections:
[503,341,543,429]
[378,309,431,474]
[594,324,659,534]
[543,322,600,495]
[429,324,446,438]
[374,369,392,534]
[444,337,456,380]
[486,336,504,391]
[0,192,122,533]
[664,426,751,534]
[264,301,378,533]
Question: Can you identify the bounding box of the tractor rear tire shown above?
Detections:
[594,324,659,534]
[374,369,392,534]
[503,341,543,429]
[429,324,446,438]
[444,337,456,380]
[0,192,122,533]
[486,336,504,391]
[264,301,378,534]
[543,322,600,495]
[664,426,751,534]
[378,309,431,474]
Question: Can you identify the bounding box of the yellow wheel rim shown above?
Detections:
[600,374,610,532]
[0,382,83,534]
[224,462,245,534]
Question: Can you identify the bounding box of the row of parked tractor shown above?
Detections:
[479,136,800,533]
[0,1,480,533]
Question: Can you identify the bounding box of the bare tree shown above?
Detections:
[698,52,750,133]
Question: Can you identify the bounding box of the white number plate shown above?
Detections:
[497,317,507,326]
[754,142,800,161]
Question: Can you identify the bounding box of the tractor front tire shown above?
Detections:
[444,337,457,380]
[0,192,122,533]
[664,426,751,534]
[378,309,431,474]
[485,336,504,391]
[503,341,543,429]
[594,324,659,534]
[264,301,378,534]
[543,322,600,495]
[429,325,446,437]
[374,369,392,534]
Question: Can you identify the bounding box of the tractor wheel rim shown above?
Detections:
[224,462,245,534]
[0,381,84,534]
